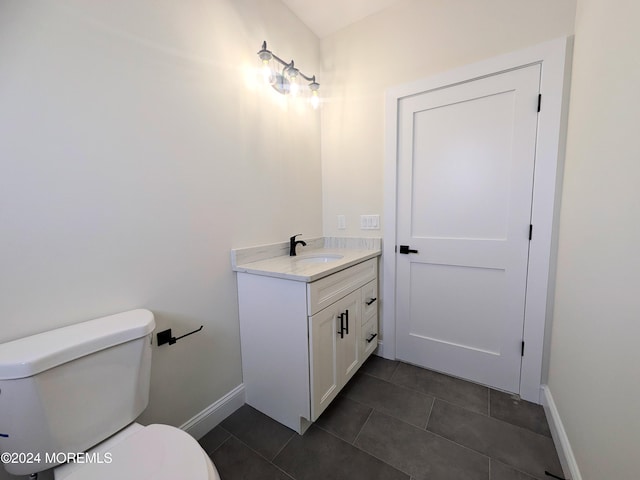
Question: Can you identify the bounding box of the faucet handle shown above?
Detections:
[290,234,302,241]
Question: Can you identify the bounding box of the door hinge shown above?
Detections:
[529,224,533,241]
[521,341,525,357]
[537,94,542,113]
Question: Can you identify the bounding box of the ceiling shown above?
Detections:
[281,0,404,38]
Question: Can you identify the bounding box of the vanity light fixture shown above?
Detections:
[257,41,320,108]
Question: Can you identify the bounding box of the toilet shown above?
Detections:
[0,309,221,479]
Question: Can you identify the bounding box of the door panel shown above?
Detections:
[409,262,505,354]
[396,64,541,393]
[337,291,361,385]
[309,305,338,420]
[411,92,514,240]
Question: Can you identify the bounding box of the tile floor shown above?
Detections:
[199,356,563,480]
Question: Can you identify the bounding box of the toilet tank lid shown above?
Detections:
[0,309,155,380]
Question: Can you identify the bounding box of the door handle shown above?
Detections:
[337,313,344,339]
[365,297,377,306]
[399,245,418,254]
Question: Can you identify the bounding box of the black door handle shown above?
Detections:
[337,313,344,338]
[399,245,418,254]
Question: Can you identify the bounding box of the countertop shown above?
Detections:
[231,238,381,282]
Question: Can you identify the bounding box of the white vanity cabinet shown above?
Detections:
[236,257,378,434]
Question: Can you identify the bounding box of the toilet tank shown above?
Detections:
[0,309,155,476]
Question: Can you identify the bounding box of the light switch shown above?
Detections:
[337,215,346,230]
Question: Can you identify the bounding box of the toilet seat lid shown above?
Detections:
[61,424,211,480]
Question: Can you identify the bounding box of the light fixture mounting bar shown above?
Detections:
[258,41,318,85]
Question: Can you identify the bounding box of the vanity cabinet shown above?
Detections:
[236,257,378,434]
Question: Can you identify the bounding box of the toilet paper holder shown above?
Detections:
[156,325,204,346]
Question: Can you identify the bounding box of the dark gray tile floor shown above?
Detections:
[199,356,563,480]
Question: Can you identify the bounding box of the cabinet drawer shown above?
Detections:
[361,280,378,323]
[361,314,378,360]
[307,258,377,316]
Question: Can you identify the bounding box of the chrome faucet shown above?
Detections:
[289,234,307,256]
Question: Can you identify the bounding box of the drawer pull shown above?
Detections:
[344,309,349,335]
[337,310,350,338]
[365,297,377,306]
[366,333,378,343]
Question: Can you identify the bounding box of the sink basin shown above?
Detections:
[294,254,344,264]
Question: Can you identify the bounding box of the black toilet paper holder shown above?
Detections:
[156,325,203,346]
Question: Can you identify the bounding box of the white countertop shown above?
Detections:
[232,246,381,282]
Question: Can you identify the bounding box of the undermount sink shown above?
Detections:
[294,254,344,264]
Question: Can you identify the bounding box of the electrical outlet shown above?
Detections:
[360,215,380,230]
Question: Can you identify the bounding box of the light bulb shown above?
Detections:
[261,60,274,85]
[310,90,320,109]
[290,78,299,97]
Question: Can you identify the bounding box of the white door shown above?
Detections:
[395,64,541,393]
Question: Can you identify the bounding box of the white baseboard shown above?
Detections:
[180,384,245,440]
[541,385,582,480]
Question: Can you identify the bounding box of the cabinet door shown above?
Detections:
[337,290,361,386]
[309,290,361,421]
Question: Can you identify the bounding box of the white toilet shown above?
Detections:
[0,309,221,479]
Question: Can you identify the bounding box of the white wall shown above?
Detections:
[547,0,640,478]
[320,0,576,237]
[0,1,320,476]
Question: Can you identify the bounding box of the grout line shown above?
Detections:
[425,428,493,462]
[387,362,493,419]
[389,359,400,379]
[434,397,555,441]
[232,433,296,480]
[352,406,484,480]
[352,407,375,446]
[427,400,556,479]
[359,370,437,403]
[488,388,491,418]
[272,431,296,462]
[422,397,435,430]
[314,417,412,478]
[206,427,232,456]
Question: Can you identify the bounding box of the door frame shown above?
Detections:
[382,37,572,403]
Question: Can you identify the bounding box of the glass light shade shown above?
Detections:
[310,90,320,109]
[261,60,273,84]
[289,77,300,96]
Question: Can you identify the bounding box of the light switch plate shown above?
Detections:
[337,215,346,230]
[360,215,380,230]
